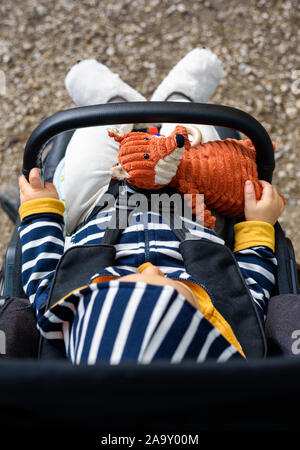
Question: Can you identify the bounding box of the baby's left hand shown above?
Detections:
[244,179,285,225]
[19,168,59,205]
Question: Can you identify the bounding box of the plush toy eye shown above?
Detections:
[143,138,149,140]
[144,154,150,159]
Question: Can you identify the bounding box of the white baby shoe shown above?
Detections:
[151,48,224,143]
[65,59,147,106]
[150,48,224,103]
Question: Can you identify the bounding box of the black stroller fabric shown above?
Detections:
[0,357,300,434]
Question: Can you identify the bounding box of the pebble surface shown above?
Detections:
[0,0,299,263]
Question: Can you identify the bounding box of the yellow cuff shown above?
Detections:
[234,221,275,253]
[19,198,65,221]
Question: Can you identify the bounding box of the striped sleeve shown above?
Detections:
[19,212,65,314]
[234,221,277,322]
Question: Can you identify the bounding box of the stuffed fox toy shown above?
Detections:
[109,125,276,229]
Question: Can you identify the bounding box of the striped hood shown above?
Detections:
[38,271,243,365]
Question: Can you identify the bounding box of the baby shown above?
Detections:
[18,164,284,364]
[17,49,285,364]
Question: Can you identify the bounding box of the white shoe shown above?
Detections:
[152,49,224,143]
[150,48,224,103]
[65,59,147,106]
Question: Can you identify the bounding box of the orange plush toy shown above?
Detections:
[109,125,275,229]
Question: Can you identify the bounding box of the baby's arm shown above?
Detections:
[234,180,285,322]
[18,168,65,314]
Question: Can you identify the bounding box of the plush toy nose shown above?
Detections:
[175,134,185,148]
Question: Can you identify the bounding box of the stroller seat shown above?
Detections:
[0,102,299,431]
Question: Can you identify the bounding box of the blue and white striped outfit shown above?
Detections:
[19,205,277,364]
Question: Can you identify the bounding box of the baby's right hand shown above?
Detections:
[19,168,59,205]
[244,180,285,225]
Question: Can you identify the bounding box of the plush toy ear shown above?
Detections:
[107,124,134,143]
[108,128,125,143]
[172,125,191,150]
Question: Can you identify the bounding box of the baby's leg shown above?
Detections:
[63,125,120,234]
[151,48,223,142]
[61,59,146,234]
[150,48,226,236]
[159,96,221,143]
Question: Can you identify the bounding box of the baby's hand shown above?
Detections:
[19,168,59,205]
[244,179,285,225]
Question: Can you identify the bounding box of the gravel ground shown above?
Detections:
[0,0,299,266]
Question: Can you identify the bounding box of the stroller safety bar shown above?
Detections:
[22,102,275,182]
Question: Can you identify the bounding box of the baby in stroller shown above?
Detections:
[18,49,285,364]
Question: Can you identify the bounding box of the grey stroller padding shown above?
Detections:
[265,294,300,356]
[0,297,39,358]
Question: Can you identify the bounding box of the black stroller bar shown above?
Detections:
[22,102,275,182]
